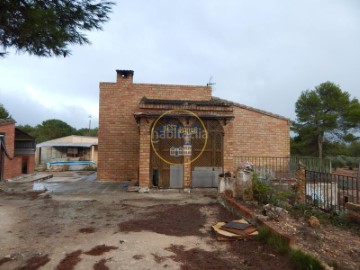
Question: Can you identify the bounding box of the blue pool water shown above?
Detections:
[48,161,95,166]
[47,161,96,170]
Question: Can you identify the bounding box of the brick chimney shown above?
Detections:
[116,70,134,85]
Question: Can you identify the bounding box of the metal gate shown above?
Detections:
[150,118,224,188]
[150,118,183,188]
[191,120,223,187]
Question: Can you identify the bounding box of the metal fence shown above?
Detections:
[305,170,360,211]
[234,156,332,180]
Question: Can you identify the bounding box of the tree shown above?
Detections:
[348,141,360,157]
[75,127,98,137]
[292,81,360,158]
[35,119,75,143]
[16,124,36,137]
[0,0,114,57]
[0,103,11,119]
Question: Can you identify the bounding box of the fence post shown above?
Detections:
[296,162,306,204]
[357,163,360,204]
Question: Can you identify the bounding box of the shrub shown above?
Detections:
[289,249,324,270]
[252,174,272,205]
[328,155,360,170]
[83,165,97,171]
[252,174,295,207]
[256,227,289,254]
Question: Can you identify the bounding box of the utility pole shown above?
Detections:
[88,115,92,131]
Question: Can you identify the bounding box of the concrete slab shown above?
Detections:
[7,173,53,183]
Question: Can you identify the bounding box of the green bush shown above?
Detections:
[328,155,360,170]
[256,227,324,269]
[256,227,290,254]
[252,174,295,207]
[289,249,324,270]
[252,174,272,205]
[83,165,97,171]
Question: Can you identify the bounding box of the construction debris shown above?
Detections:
[212,219,258,240]
[263,204,288,221]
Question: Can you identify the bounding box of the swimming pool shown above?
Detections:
[47,161,96,171]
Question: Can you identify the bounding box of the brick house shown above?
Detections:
[0,120,36,180]
[98,70,290,188]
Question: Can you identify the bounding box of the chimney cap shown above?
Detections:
[116,70,134,78]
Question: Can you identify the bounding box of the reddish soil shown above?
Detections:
[79,227,95,233]
[55,250,82,270]
[84,245,118,256]
[0,257,12,267]
[215,204,239,221]
[166,243,295,270]
[42,194,52,200]
[118,203,208,236]
[119,202,296,269]
[17,255,50,270]
[152,253,166,264]
[93,258,110,270]
[133,254,144,260]
[2,191,45,201]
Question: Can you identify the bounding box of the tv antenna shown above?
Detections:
[207,76,216,87]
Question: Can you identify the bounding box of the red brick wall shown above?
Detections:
[98,71,290,182]
[1,122,15,179]
[0,122,35,180]
[98,72,212,181]
[232,105,290,158]
[11,157,22,178]
[27,156,35,174]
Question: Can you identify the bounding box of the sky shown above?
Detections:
[1,0,360,129]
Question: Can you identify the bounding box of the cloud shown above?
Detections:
[0,0,359,129]
[0,83,98,128]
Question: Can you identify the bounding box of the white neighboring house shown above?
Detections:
[36,135,98,165]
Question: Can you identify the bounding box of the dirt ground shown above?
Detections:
[0,174,295,270]
[239,199,360,270]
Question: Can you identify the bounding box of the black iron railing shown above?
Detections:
[305,170,359,211]
[234,156,332,179]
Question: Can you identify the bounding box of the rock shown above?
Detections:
[263,204,288,221]
[255,214,269,222]
[127,186,140,192]
[308,216,320,228]
[138,187,149,193]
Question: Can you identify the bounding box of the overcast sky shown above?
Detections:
[1,0,359,129]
